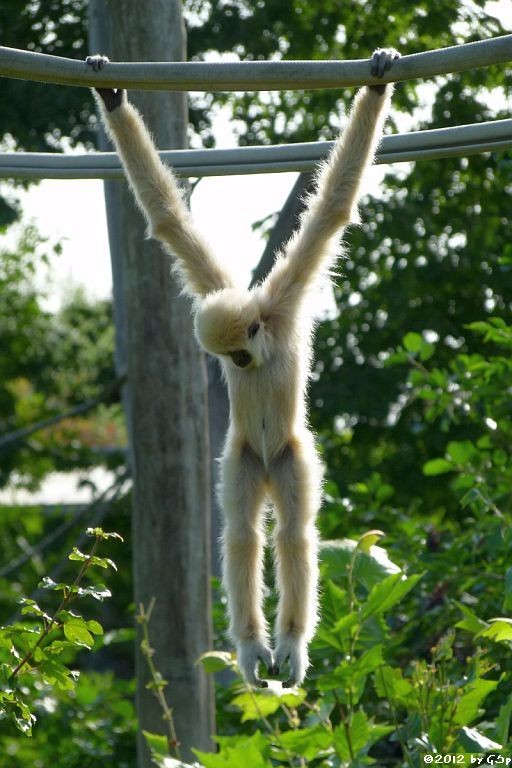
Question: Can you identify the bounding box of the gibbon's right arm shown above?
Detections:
[87,56,234,300]
[262,48,399,322]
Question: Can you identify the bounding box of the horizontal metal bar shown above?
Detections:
[0,119,510,179]
[0,35,511,92]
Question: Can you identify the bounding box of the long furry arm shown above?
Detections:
[96,92,235,298]
[262,85,393,320]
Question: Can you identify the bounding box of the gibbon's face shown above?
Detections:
[194,288,265,369]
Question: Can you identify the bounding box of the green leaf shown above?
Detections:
[374,665,415,707]
[423,458,454,476]
[503,567,512,612]
[86,528,124,542]
[197,650,236,674]
[453,678,500,726]
[232,686,306,722]
[361,573,423,620]
[275,725,333,761]
[403,332,423,353]
[40,659,79,691]
[333,710,369,760]
[495,693,512,746]
[38,576,59,590]
[320,539,400,591]
[78,584,112,601]
[457,726,501,751]
[453,601,488,634]
[320,580,349,622]
[86,620,103,636]
[383,350,409,367]
[194,731,269,768]
[317,645,384,697]
[446,440,478,465]
[402,332,435,361]
[19,601,51,622]
[12,705,37,737]
[477,618,512,643]
[90,555,117,570]
[143,731,170,757]
[43,640,77,655]
[460,487,483,509]
[356,530,385,553]
[68,548,89,563]
[331,611,359,639]
[69,549,117,570]
[63,619,95,648]
[315,583,357,650]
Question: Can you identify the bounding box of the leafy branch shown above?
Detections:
[0,527,123,735]
[137,599,182,762]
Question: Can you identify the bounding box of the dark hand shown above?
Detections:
[369,47,401,94]
[86,54,126,112]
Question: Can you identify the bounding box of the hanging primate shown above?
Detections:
[87,47,399,687]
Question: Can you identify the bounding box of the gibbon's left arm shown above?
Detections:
[87,55,234,300]
[263,48,399,321]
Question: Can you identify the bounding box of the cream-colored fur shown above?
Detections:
[96,65,394,687]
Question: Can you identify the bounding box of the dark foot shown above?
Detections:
[85,54,109,71]
[369,47,401,93]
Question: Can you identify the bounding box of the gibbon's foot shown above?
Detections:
[86,54,125,112]
[236,639,274,688]
[274,634,309,688]
[86,54,109,71]
[369,47,401,94]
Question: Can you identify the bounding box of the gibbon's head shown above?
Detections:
[194,288,267,369]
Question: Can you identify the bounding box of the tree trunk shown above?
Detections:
[88,2,214,764]
[88,0,133,455]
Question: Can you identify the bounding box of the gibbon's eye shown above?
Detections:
[229,350,252,368]
[247,321,260,339]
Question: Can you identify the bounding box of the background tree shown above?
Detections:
[87,2,214,764]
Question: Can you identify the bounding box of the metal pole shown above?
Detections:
[0,34,511,91]
[0,119,510,179]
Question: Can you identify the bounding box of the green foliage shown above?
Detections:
[186,0,506,146]
[138,601,182,764]
[0,230,123,489]
[189,529,510,766]
[1,672,137,768]
[0,0,94,153]
[0,528,122,739]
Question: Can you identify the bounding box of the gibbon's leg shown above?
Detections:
[268,434,323,687]
[220,445,273,687]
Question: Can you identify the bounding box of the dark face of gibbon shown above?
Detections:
[227,322,260,368]
[229,349,252,367]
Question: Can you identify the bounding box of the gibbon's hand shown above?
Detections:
[86,54,126,112]
[369,47,401,94]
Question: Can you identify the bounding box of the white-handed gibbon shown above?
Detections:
[87,47,399,688]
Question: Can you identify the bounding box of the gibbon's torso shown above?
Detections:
[223,325,312,466]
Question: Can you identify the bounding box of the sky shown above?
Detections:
[11,151,301,309]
